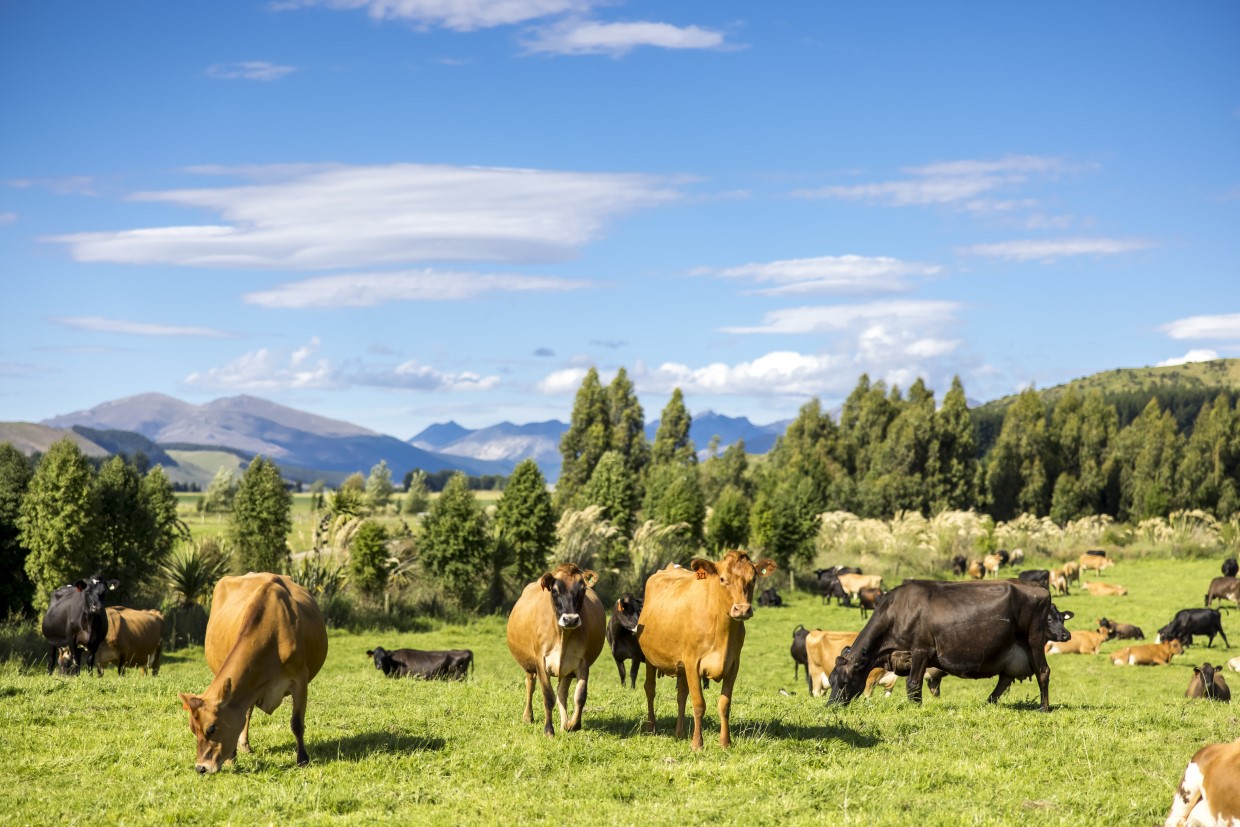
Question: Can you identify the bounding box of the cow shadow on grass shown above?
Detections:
[584,714,879,748]
[309,731,446,763]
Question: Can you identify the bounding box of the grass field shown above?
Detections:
[3,556,1237,825]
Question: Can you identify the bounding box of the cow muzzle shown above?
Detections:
[730,603,753,621]
[195,763,217,775]
[558,613,581,629]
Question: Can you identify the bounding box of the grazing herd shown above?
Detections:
[35,550,1240,823]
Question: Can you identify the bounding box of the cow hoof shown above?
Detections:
[297,754,309,767]
[237,742,252,754]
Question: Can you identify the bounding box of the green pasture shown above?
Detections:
[2,556,1237,825]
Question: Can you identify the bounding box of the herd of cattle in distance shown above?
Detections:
[37,546,1240,824]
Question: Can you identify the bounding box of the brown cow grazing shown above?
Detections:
[966,560,985,580]
[1111,639,1182,666]
[179,573,328,773]
[1079,553,1115,575]
[805,630,858,697]
[506,564,605,737]
[1049,569,1070,596]
[857,586,883,619]
[836,573,883,602]
[1204,576,1240,609]
[982,554,1001,578]
[637,552,775,750]
[1164,738,1240,827]
[94,607,164,676]
[1045,629,1112,655]
[1062,560,1081,586]
[1185,663,1231,702]
[1097,617,1144,640]
[1082,580,1127,596]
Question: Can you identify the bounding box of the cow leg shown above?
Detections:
[46,645,57,676]
[615,655,626,686]
[237,705,254,754]
[988,675,1015,704]
[522,672,535,723]
[717,658,739,749]
[685,663,708,751]
[554,673,572,733]
[905,651,929,704]
[643,663,657,734]
[566,663,588,732]
[630,658,639,690]
[927,670,942,698]
[290,682,309,767]
[535,666,556,736]
[674,670,689,740]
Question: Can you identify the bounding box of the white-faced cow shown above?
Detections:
[605,593,644,688]
[1164,738,1240,826]
[506,564,605,736]
[41,576,119,675]
[179,573,328,773]
[827,580,1073,712]
[637,551,776,750]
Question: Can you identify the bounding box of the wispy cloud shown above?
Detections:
[47,163,682,270]
[957,237,1154,261]
[1159,313,1240,340]
[349,362,500,391]
[793,155,1074,212]
[50,316,233,338]
[0,211,16,224]
[589,338,627,349]
[245,270,588,308]
[697,254,941,296]
[279,0,594,32]
[8,176,97,196]
[206,61,298,81]
[523,20,727,56]
[1156,349,1219,367]
[721,299,961,335]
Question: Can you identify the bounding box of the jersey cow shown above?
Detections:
[1165,738,1240,827]
[506,564,605,737]
[1045,629,1111,655]
[828,580,1074,712]
[179,573,328,773]
[1111,640,1183,666]
[605,593,644,688]
[94,607,164,676]
[637,551,776,750]
[41,576,119,675]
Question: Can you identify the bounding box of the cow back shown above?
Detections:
[638,565,741,682]
[205,574,327,688]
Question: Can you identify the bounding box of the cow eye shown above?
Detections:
[206,725,216,737]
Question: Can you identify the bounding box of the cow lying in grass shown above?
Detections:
[1097,617,1144,640]
[1185,663,1230,701]
[1082,580,1127,596]
[1045,629,1111,655]
[1111,640,1182,666]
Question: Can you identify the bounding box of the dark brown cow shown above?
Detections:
[365,647,459,679]
[857,586,883,619]
[1205,576,1240,609]
[1165,738,1240,826]
[605,593,644,688]
[828,580,1073,711]
[506,564,605,736]
[790,624,810,693]
[1185,663,1231,701]
[637,551,776,750]
[1097,617,1144,640]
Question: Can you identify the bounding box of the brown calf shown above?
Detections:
[805,630,858,697]
[967,560,985,580]
[1045,629,1111,655]
[1111,639,1182,666]
[1204,576,1240,609]
[1061,560,1080,585]
[1079,553,1115,575]
[1082,580,1127,596]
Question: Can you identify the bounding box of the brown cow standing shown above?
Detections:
[1164,738,1240,826]
[1062,560,1081,586]
[1079,553,1115,575]
[1204,576,1240,609]
[94,607,164,675]
[179,573,328,773]
[637,551,775,750]
[506,564,605,737]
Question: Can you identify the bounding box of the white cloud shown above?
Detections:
[1156,349,1219,367]
[350,361,500,391]
[634,352,842,396]
[957,237,1155,261]
[8,176,97,196]
[50,316,233,338]
[721,299,962,335]
[698,254,941,296]
[793,154,1071,212]
[523,19,727,56]
[206,61,298,81]
[537,367,591,394]
[47,163,681,269]
[280,0,593,31]
[0,211,16,224]
[1159,313,1240,340]
[245,269,587,308]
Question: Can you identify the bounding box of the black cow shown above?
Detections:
[366,646,458,679]
[1205,576,1240,609]
[41,576,119,676]
[758,587,782,607]
[1097,617,1144,640]
[1017,570,1050,591]
[827,580,1073,711]
[950,555,968,576]
[445,649,475,680]
[996,549,1010,567]
[1157,609,1230,648]
[1223,558,1239,578]
[790,624,811,694]
[1085,549,1108,557]
[813,569,854,606]
[605,593,644,688]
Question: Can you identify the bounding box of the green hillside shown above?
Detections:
[980,358,1240,411]
[0,422,109,457]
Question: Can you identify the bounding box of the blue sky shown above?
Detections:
[2,1,1238,439]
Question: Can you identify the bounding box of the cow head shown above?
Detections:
[1045,605,1073,642]
[612,593,642,633]
[540,564,597,630]
[1194,663,1217,693]
[1168,639,1184,655]
[827,645,868,705]
[690,551,776,621]
[76,576,119,616]
[366,647,393,674]
[179,679,244,774]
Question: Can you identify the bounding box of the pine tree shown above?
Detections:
[705,484,749,551]
[607,367,651,484]
[1112,398,1182,521]
[651,388,696,466]
[1177,393,1238,516]
[349,519,389,599]
[203,466,236,513]
[556,368,612,510]
[420,472,490,608]
[860,378,934,517]
[930,376,977,512]
[228,456,293,573]
[142,465,189,567]
[494,459,556,585]
[0,443,34,616]
[402,470,430,515]
[365,460,395,512]
[19,439,98,605]
[701,440,751,505]
[580,451,637,538]
[985,388,1051,520]
[643,463,705,546]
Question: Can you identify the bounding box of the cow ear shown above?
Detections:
[582,570,598,588]
[220,677,233,704]
[366,650,374,656]
[1061,611,1074,621]
[540,573,555,591]
[180,693,204,712]
[689,559,717,576]
[754,558,778,578]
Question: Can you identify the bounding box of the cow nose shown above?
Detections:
[559,613,581,629]
[731,603,753,620]
[195,764,207,775]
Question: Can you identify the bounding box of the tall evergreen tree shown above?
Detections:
[985,388,1051,520]
[701,439,752,505]
[1048,389,1120,521]
[643,462,705,546]
[365,460,395,511]
[764,398,848,514]
[203,466,236,513]
[705,484,749,551]
[1112,398,1182,521]
[92,457,159,599]
[19,438,98,605]
[748,476,818,580]
[420,472,490,608]
[556,367,612,509]
[929,376,977,513]
[580,451,637,539]
[349,519,389,599]
[1177,393,1239,517]
[228,456,292,574]
[651,388,696,466]
[607,367,651,484]
[494,459,556,585]
[0,443,34,616]
[860,378,934,516]
[142,465,189,567]
[839,376,900,483]
[402,470,430,515]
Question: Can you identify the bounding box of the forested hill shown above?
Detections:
[972,358,1240,456]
